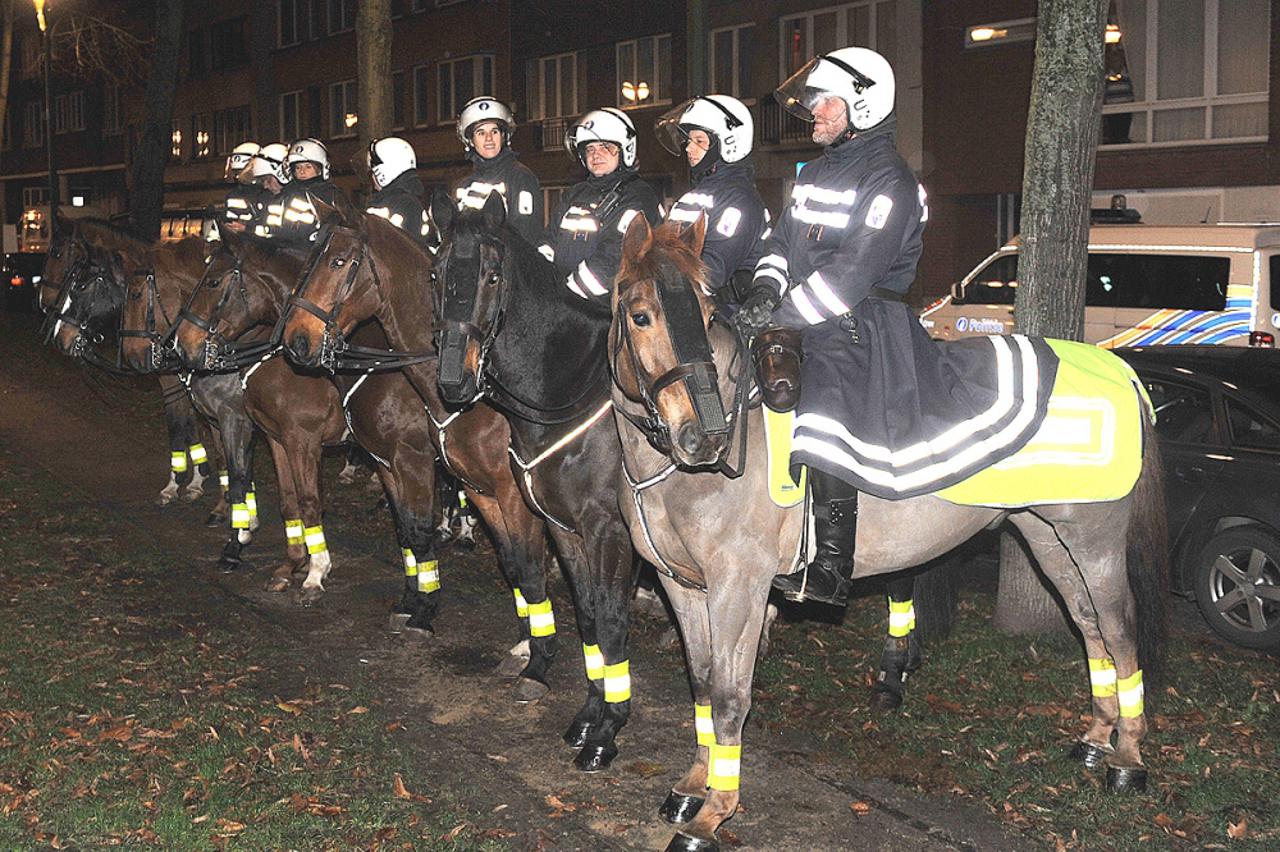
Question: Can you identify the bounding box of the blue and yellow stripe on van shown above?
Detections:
[1098,283,1254,348]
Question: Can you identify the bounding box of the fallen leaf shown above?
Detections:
[441,823,468,841]
[276,701,302,716]
[98,725,133,743]
[348,706,369,715]
[624,760,666,778]
[850,800,873,816]
[1227,818,1248,840]
[393,774,411,800]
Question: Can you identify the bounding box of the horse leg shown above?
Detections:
[670,572,775,851]
[454,488,479,550]
[292,435,330,607]
[157,375,195,506]
[572,519,634,772]
[201,426,229,527]
[215,427,256,573]
[263,435,306,593]
[869,573,923,713]
[1009,509,1148,791]
[181,419,215,502]
[388,455,441,638]
[549,529,606,754]
[657,580,713,825]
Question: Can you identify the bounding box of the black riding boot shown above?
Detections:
[773,469,858,606]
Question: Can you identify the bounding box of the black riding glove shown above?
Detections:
[734,285,782,340]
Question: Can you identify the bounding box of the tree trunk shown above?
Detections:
[354,0,392,195]
[127,0,184,242]
[0,0,15,246]
[995,0,1109,635]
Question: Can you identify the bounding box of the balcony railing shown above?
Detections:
[757,96,811,146]
[538,116,573,152]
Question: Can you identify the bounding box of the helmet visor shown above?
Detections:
[655,99,698,158]
[773,56,828,123]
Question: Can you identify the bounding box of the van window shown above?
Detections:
[956,255,1017,305]
[1086,254,1229,310]
[1271,256,1280,310]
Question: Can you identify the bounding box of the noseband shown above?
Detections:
[171,252,264,371]
[117,269,182,372]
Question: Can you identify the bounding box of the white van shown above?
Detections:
[920,224,1280,348]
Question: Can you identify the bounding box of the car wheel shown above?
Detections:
[1193,526,1280,651]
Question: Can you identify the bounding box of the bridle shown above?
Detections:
[170,248,272,371]
[435,229,611,425]
[286,225,436,372]
[116,268,184,373]
[611,277,752,478]
[39,235,134,373]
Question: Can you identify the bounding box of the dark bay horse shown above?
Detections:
[609,217,1168,851]
[37,217,224,516]
[278,206,632,760]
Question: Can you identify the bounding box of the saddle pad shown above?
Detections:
[935,339,1152,508]
[764,408,806,508]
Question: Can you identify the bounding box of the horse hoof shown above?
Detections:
[494,653,529,678]
[205,511,227,528]
[512,677,549,704]
[574,742,618,773]
[455,538,476,552]
[658,791,704,824]
[563,721,593,749]
[869,686,904,714]
[387,612,411,634]
[664,832,719,852]
[1069,740,1112,770]
[264,577,291,593]
[219,557,244,574]
[156,494,176,507]
[1106,765,1148,793]
[180,489,203,503]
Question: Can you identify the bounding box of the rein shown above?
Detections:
[116,269,185,373]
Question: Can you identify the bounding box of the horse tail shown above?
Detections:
[1127,412,1170,693]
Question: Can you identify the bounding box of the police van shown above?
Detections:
[920,223,1280,348]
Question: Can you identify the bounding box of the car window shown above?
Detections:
[956,255,1017,306]
[1087,254,1230,310]
[1144,378,1215,444]
[1271,255,1280,310]
[1225,398,1280,450]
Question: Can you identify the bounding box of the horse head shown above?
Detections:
[171,229,271,370]
[612,214,742,469]
[117,234,206,373]
[40,216,127,358]
[431,190,509,405]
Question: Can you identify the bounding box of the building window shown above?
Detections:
[413,65,431,126]
[779,2,897,77]
[542,186,568,228]
[213,105,252,156]
[23,186,51,208]
[329,79,357,138]
[328,0,355,35]
[280,90,303,142]
[53,92,84,134]
[191,113,212,159]
[527,52,577,120]
[103,85,123,135]
[437,54,493,125]
[210,17,248,70]
[23,101,44,148]
[710,24,754,100]
[1102,0,1270,147]
[616,34,671,108]
[170,118,182,161]
[392,71,407,130]
[278,0,302,47]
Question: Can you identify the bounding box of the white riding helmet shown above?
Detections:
[249,143,292,185]
[368,137,417,190]
[565,107,638,169]
[656,95,754,163]
[287,137,331,180]
[225,141,260,181]
[457,96,515,148]
[774,46,895,132]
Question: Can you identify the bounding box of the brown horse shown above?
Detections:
[610,217,1169,851]
[38,217,224,516]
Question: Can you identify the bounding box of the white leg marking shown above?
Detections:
[302,550,332,591]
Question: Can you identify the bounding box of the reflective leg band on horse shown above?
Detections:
[581,643,604,681]
[401,547,419,577]
[694,703,715,747]
[219,471,229,493]
[1089,657,1118,698]
[246,490,258,524]
[170,451,188,473]
[417,558,440,593]
[1117,670,1144,718]
[304,525,327,555]
[708,742,741,791]
[512,588,530,619]
[527,598,556,638]
[188,443,208,467]
[231,503,250,530]
[603,660,631,703]
[887,597,916,638]
[285,519,305,547]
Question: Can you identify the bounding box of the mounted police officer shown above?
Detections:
[272,137,351,243]
[542,107,661,304]
[243,142,291,239]
[366,136,433,252]
[222,141,264,235]
[655,94,768,306]
[453,96,543,246]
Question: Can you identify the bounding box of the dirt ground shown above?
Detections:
[0,310,1048,850]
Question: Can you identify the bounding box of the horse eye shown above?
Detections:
[487,271,500,285]
[631,311,651,328]
[331,257,346,268]
[207,277,220,288]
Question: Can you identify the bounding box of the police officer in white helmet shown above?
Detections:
[222,141,263,234]
[656,94,769,306]
[242,142,291,238]
[744,48,1056,609]
[542,107,661,303]
[453,96,543,246]
[274,137,351,242]
[366,136,432,252]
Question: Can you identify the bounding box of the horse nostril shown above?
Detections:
[289,334,311,360]
[676,423,704,456]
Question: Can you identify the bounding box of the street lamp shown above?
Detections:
[34,0,58,222]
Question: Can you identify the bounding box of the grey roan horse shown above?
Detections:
[609,217,1168,852]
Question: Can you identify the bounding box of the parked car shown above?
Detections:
[3,252,46,313]
[1114,346,1280,650]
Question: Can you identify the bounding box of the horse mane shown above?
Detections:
[75,217,155,256]
[619,220,708,294]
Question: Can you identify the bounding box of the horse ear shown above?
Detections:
[481,190,506,231]
[54,208,74,237]
[220,221,243,253]
[621,213,652,265]
[310,195,347,228]
[429,189,456,236]
[680,213,708,257]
